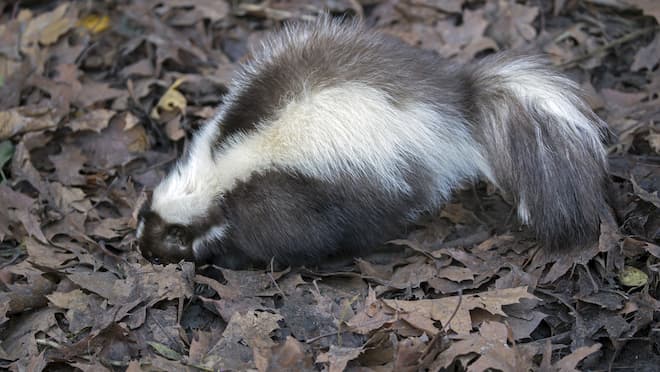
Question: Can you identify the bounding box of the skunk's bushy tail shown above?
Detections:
[465,54,608,248]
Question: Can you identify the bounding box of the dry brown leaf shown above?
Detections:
[194,275,241,300]
[409,0,464,13]
[24,238,77,269]
[0,105,59,140]
[74,113,148,168]
[437,266,475,282]
[21,3,76,48]
[632,34,660,71]
[440,202,480,225]
[159,0,230,22]
[201,310,283,370]
[436,9,498,61]
[430,321,535,371]
[600,88,647,116]
[87,217,131,240]
[646,129,660,152]
[316,344,364,372]
[626,0,660,23]
[384,286,537,334]
[486,0,539,47]
[255,336,313,372]
[49,144,87,186]
[74,81,125,109]
[347,287,396,334]
[47,289,111,334]
[388,258,439,289]
[67,109,115,133]
[552,343,601,371]
[0,308,57,362]
[631,177,660,208]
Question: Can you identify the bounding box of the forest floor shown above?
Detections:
[0,0,659,371]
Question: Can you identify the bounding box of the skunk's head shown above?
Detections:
[136,180,233,265]
[136,206,195,264]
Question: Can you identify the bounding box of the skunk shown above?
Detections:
[137,17,608,269]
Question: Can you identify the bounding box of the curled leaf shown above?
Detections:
[151,78,187,120]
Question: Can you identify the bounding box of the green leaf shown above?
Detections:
[147,341,182,360]
[0,140,13,182]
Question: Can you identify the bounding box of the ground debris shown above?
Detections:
[0,1,658,370]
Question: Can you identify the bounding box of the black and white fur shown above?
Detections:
[137,17,608,269]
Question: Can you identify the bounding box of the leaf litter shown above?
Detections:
[0,0,659,371]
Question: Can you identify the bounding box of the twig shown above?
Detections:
[443,289,463,333]
[267,257,286,298]
[305,329,351,344]
[559,25,660,69]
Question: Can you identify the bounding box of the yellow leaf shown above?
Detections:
[618,266,648,287]
[151,78,187,120]
[78,14,111,34]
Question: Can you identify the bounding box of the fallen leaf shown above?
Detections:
[49,144,87,186]
[552,343,601,371]
[0,105,59,140]
[632,34,660,71]
[21,3,77,48]
[618,266,649,287]
[409,0,464,13]
[147,341,182,361]
[316,344,364,372]
[74,80,125,108]
[200,310,283,370]
[383,286,537,334]
[486,0,539,47]
[347,287,396,334]
[436,9,498,61]
[429,321,535,371]
[159,0,230,22]
[78,14,111,34]
[631,177,660,208]
[627,0,660,23]
[255,336,313,372]
[151,77,187,120]
[67,109,115,133]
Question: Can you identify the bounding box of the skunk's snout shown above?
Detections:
[136,211,194,264]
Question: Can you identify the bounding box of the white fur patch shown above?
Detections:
[487,58,605,157]
[517,197,531,224]
[152,83,491,225]
[192,225,228,257]
[136,220,145,239]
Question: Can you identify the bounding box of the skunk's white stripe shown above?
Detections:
[152,83,492,225]
[192,224,228,257]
